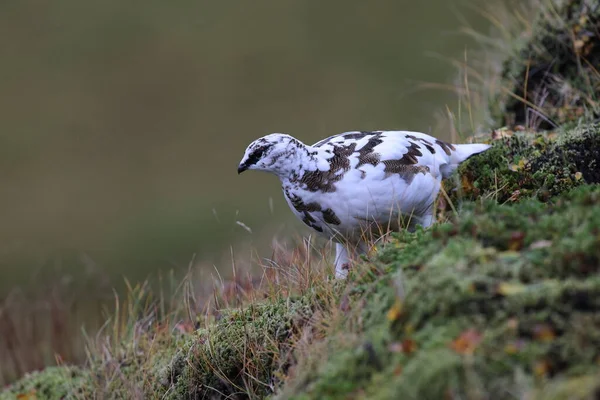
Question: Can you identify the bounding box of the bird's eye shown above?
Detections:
[246,145,269,166]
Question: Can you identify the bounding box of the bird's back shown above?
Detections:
[312,130,482,179]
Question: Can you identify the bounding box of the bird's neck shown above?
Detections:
[272,144,323,182]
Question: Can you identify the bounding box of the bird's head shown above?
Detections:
[238,133,305,177]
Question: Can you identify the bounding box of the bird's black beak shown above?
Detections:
[237,164,248,174]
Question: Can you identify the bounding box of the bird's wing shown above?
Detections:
[313,130,454,178]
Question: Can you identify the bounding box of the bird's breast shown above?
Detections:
[282,167,441,241]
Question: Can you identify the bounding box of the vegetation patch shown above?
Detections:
[158,296,315,399]
[279,184,600,399]
[0,367,90,400]
[445,122,599,204]
[495,0,600,128]
[1,296,317,399]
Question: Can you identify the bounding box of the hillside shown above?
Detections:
[2,0,600,398]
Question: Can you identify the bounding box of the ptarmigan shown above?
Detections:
[238,131,490,278]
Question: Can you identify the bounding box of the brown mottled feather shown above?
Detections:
[435,139,456,156]
[296,143,356,192]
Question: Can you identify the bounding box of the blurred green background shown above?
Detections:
[0,0,496,294]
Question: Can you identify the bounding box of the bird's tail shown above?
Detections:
[451,143,491,164]
[441,143,491,178]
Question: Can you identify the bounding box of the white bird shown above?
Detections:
[238,131,490,278]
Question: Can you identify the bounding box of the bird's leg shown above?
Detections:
[419,213,434,229]
[409,204,435,231]
[334,243,350,278]
[334,241,370,278]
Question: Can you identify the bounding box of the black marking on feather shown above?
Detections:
[284,191,341,230]
[435,139,456,156]
[356,133,383,167]
[313,131,381,147]
[382,141,428,183]
[322,208,341,225]
[295,143,356,192]
[285,191,324,231]
[357,152,381,167]
[406,134,436,154]
[313,135,340,147]
[382,163,429,184]
[342,132,367,140]
[288,193,321,213]
[343,131,380,140]
[302,212,323,232]
[401,142,423,164]
[245,143,274,167]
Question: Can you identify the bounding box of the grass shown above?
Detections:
[279,183,600,399]
[3,0,600,398]
[495,0,600,129]
[0,272,110,386]
[1,238,341,398]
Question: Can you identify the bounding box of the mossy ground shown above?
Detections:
[444,122,600,205]
[280,181,600,399]
[159,296,316,399]
[273,123,600,399]
[1,296,319,399]
[0,366,90,400]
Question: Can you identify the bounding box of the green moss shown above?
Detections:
[529,373,600,400]
[0,366,91,400]
[159,295,315,398]
[0,296,314,399]
[447,123,600,204]
[279,185,600,399]
[495,0,600,128]
[84,328,189,397]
